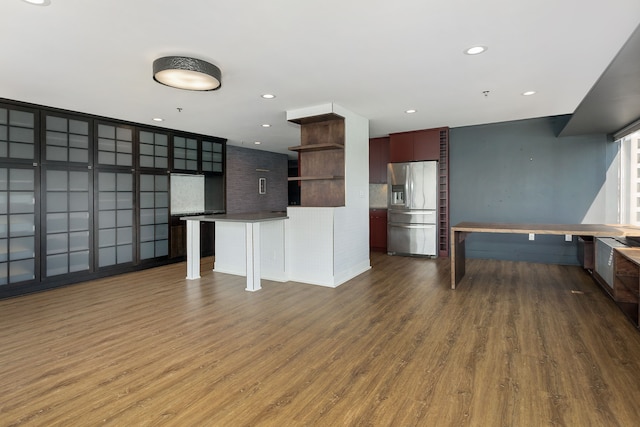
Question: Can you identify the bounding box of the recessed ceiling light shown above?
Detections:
[522,91,536,96]
[22,0,51,5]
[464,46,487,55]
[405,109,417,114]
[254,141,262,145]
[261,124,271,128]
[261,94,275,99]
[152,118,164,122]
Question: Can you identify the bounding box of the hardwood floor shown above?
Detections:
[2,253,640,426]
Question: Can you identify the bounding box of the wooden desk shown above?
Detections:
[450,222,640,289]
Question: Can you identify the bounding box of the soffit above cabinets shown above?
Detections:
[560,23,640,138]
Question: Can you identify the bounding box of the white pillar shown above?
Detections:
[245,222,262,291]
[185,219,201,279]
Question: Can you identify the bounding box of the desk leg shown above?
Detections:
[450,229,467,289]
[186,220,201,280]
[245,222,262,292]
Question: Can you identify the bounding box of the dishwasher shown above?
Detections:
[594,237,629,289]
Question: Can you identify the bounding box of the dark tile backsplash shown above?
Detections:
[226,145,289,214]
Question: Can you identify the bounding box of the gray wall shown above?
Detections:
[226,145,288,214]
[450,115,617,264]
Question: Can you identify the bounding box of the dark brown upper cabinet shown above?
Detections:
[389,128,441,163]
[369,137,389,184]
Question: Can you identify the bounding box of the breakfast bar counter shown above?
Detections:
[182,212,288,291]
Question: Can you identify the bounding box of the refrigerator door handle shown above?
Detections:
[404,163,410,208]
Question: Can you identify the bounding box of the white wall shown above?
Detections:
[333,104,371,285]
[286,207,336,286]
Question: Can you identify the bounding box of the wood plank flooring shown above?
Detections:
[2,254,640,426]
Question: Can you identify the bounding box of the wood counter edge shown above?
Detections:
[450,223,640,237]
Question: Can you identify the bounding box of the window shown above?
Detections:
[619,130,640,225]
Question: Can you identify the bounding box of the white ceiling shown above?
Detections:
[3,0,640,158]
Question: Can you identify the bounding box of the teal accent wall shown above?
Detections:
[450,115,616,264]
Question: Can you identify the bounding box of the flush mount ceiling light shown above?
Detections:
[261,94,276,99]
[522,90,537,96]
[153,56,221,91]
[464,46,487,55]
[405,109,417,114]
[22,0,51,5]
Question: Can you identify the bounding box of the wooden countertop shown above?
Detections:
[615,247,640,265]
[181,212,288,223]
[451,222,640,237]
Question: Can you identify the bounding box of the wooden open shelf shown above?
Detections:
[288,116,345,207]
[288,143,344,152]
[287,112,343,125]
[288,175,344,181]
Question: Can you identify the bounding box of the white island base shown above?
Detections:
[182,212,288,292]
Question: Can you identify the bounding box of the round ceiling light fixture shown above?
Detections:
[261,94,276,99]
[464,46,487,55]
[153,56,221,91]
[522,90,537,96]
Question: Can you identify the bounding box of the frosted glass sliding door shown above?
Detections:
[44,169,90,277]
[139,174,168,260]
[97,172,133,267]
[0,167,36,285]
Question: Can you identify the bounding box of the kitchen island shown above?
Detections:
[182,212,288,291]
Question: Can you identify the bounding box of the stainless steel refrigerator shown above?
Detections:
[387,161,438,256]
